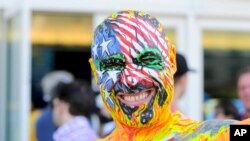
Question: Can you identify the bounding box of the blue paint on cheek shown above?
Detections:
[104,79,114,92]
[99,73,115,92]
[97,76,102,85]
[107,97,115,109]
[99,73,108,84]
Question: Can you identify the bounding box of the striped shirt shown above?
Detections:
[53,116,98,141]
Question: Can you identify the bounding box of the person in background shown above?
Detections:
[36,71,74,141]
[171,53,192,112]
[29,85,47,141]
[237,66,250,120]
[215,99,240,120]
[52,81,98,141]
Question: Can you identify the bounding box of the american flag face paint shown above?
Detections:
[90,10,176,127]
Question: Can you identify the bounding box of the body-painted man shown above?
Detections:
[89,10,250,141]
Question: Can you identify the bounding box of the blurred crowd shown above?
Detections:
[29,53,250,141]
[30,70,114,141]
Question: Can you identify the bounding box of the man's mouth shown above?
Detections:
[116,88,155,106]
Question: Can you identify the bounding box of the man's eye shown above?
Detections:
[100,58,125,71]
[135,51,164,70]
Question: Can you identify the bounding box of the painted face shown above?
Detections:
[90,10,176,127]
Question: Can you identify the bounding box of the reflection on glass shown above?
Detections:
[204,31,250,98]
[32,12,92,46]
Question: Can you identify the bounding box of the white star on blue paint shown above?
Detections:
[100,39,111,55]
[97,70,104,79]
[106,71,120,83]
[92,44,99,58]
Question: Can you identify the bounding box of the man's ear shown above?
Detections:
[89,58,98,84]
[168,42,177,75]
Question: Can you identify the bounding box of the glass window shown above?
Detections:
[31,13,94,110]
[32,12,93,46]
[204,31,250,98]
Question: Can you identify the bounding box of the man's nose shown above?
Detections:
[120,66,140,87]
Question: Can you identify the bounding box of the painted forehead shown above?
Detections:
[91,10,169,64]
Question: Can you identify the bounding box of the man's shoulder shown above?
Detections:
[240,113,250,120]
[174,119,235,141]
[234,118,250,124]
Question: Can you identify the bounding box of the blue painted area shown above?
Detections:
[92,21,121,62]
[107,97,115,109]
[105,79,114,92]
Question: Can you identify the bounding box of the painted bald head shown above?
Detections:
[89,10,176,127]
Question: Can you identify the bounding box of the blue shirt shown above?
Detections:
[36,106,56,141]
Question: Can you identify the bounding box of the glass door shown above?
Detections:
[5,7,31,141]
[203,30,250,119]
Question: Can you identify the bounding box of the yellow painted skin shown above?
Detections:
[91,54,250,141]
[89,10,250,141]
[97,114,250,141]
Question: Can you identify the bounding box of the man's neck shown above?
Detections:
[103,110,198,141]
[105,110,180,140]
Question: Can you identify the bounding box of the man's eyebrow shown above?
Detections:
[137,48,162,57]
[102,53,124,60]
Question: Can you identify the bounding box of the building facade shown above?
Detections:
[1,0,250,141]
